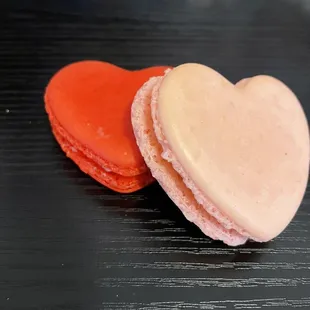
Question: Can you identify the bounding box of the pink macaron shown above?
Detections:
[131,63,310,246]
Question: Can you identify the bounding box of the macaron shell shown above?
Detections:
[45,60,170,176]
[157,63,309,241]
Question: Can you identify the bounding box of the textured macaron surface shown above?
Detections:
[156,63,310,241]
[45,60,170,177]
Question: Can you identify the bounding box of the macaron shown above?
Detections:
[45,60,170,193]
[131,63,310,246]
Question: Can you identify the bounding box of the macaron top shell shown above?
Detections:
[157,63,310,241]
[45,60,169,176]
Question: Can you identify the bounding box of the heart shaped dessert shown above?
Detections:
[45,60,170,193]
[132,63,309,245]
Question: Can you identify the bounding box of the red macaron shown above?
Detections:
[44,60,170,193]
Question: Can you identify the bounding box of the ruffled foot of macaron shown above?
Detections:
[131,63,309,246]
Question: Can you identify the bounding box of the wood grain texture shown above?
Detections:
[0,0,310,309]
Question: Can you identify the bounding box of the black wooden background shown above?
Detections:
[1,0,310,309]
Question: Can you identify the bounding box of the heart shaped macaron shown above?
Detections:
[132,63,309,246]
[45,60,170,193]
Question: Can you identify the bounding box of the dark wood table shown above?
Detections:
[1,1,310,309]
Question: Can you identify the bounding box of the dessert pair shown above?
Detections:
[45,61,309,246]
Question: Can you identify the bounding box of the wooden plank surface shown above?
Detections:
[0,0,309,309]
